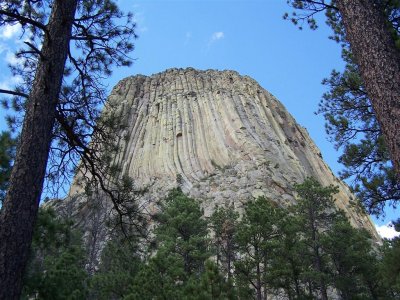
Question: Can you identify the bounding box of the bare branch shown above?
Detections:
[0,9,47,32]
[303,0,338,11]
[23,41,43,59]
[0,89,29,98]
[70,35,107,41]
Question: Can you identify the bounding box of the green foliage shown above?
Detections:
[284,0,337,30]
[294,178,339,229]
[291,179,340,299]
[89,235,142,300]
[210,203,239,280]
[319,56,400,216]
[291,178,388,299]
[184,260,237,300]
[0,2,138,293]
[268,212,309,299]
[380,219,400,296]
[0,131,16,204]
[234,197,286,299]
[322,216,384,299]
[128,250,188,299]
[22,183,397,299]
[22,208,88,299]
[105,174,149,237]
[226,180,384,299]
[32,248,88,300]
[127,189,214,298]
[155,188,210,275]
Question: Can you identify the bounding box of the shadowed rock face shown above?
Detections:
[68,67,378,238]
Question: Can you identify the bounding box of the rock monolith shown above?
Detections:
[60,68,378,240]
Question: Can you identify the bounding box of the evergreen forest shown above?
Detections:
[21,179,400,300]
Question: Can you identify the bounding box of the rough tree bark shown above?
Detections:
[0,1,78,299]
[336,0,400,178]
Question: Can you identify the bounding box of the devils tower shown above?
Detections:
[63,67,377,238]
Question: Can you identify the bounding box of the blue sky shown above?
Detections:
[0,0,398,236]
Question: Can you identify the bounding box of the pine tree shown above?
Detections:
[210,203,239,280]
[89,236,143,300]
[322,215,384,299]
[285,0,400,216]
[268,212,310,299]
[22,208,88,299]
[335,0,400,178]
[127,250,187,300]
[318,1,400,216]
[234,197,285,300]
[184,260,237,300]
[292,178,339,300]
[291,178,387,299]
[381,219,400,296]
[128,189,211,298]
[0,1,136,297]
[155,189,210,276]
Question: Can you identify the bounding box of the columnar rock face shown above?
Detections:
[68,67,378,238]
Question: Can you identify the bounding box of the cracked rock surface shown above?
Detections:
[66,67,378,239]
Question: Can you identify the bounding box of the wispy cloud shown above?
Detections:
[206,31,225,51]
[184,32,192,46]
[211,31,224,42]
[0,75,23,91]
[133,11,148,34]
[0,24,26,93]
[5,51,23,66]
[0,24,21,62]
[375,222,400,239]
[0,24,21,40]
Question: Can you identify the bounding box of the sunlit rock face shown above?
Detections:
[68,67,377,238]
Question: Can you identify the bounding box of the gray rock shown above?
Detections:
[63,67,379,241]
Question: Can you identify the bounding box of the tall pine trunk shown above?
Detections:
[336,0,400,178]
[0,1,77,298]
[256,260,263,300]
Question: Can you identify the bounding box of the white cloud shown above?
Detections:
[0,75,23,91]
[375,222,400,239]
[133,11,148,33]
[0,24,21,40]
[5,51,23,66]
[206,31,225,50]
[211,31,224,41]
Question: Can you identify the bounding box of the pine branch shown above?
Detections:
[0,89,29,98]
[0,9,47,32]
